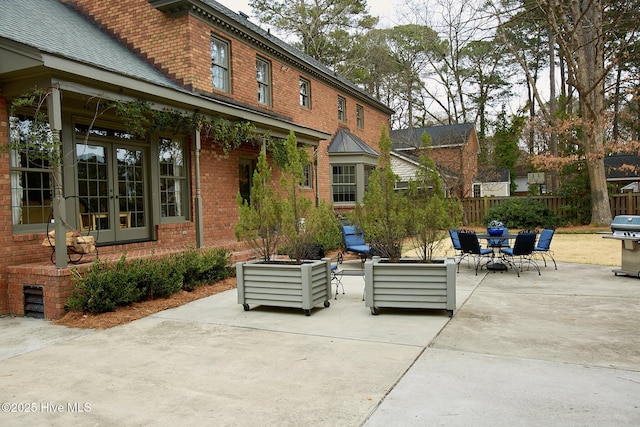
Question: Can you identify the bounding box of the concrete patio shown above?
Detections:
[1,259,639,426]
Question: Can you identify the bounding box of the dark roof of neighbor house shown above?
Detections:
[390,123,476,151]
[328,129,379,156]
[604,154,640,180]
[475,168,510,183]
[0,0,182,90]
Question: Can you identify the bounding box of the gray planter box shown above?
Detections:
[364,256,456,317]
[237,258,332,316]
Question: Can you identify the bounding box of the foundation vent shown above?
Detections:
[24,286,44,319]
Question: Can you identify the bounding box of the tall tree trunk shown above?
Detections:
[572,0,611,225]
[548,28,558,192]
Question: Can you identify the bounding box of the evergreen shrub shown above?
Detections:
[484,198,557,229]
[66,248,233,314]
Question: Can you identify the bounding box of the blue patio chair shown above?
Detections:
[449,229,469,272]
[533,228,557,269]
[341,225,372,263]
[457,230,493,275]
[500,231,540,277]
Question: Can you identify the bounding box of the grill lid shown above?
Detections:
[611,215,640,233]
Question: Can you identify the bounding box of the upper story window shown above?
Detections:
[256,57,271,106]
[300,78,310,108]
[338,96,346,122]
[211,35,230,92]
[356,104,364,129]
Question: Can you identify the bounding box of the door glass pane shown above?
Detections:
[77,144,109,231]
[117,148,144,228]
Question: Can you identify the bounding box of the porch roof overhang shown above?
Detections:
[0,40,331,145]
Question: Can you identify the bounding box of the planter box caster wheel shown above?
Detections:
[324,300,330,308]
[303,309,311,316]
[243,304,250,311]
[447,310,453,317]
[370,307,379,315]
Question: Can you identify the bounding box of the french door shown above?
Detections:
[76,141,150,243]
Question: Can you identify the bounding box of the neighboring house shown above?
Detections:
[605,154,640,193]
[0,0,392,318]
[473,169,510,197]
[390,123,479,198]
[390,150,420,190]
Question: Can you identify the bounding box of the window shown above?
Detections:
[211,35,230,92]
[332,165,356,203]
[473,183,481,198]
[299,78,310,108]
[356,104,364,129]
[302,164,312,188]
[337,96,346,122]
[159,137,187,218]
[9,116,53,226]
[256,57,271,105]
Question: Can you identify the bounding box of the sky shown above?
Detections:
[215,0,400,28]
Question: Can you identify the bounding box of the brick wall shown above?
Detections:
[61,0,390,204]
[0,95,8,316]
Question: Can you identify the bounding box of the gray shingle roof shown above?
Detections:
[390,123,476,150]
[605,154,640,180]
[0,0,181,89]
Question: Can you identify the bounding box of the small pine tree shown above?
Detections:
[358,125,407,262]
[279,130,317,263]
[235,147,281,262]
[407,131,463,261]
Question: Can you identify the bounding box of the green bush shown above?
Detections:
[179,247,233,291]
[312,202,343,252]
[67,255,144,314]
[483,198,557,229]
[66,248,233,314]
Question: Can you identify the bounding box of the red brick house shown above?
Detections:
[390,123,480,198]
[0,0,393,319]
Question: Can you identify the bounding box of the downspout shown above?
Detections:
[48,86,67,268]
[194,128,204,248]
[314,146,319,207]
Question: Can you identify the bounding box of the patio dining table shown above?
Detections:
[476,233,519,272]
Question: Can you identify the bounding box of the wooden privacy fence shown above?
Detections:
[462,193,640,225]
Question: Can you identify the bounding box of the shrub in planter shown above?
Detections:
[360,128,461,316]
[356,125,408,262]
[406,131,463,262]
[234,130,332,314]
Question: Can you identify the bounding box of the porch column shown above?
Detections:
[48,86,67,268]
[194,129,204,248]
